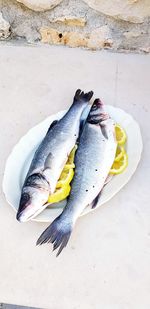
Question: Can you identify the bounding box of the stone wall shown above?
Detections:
[0,0,150,53]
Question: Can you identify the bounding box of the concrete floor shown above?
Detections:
[0,305,37,309]
[0,45,150,308]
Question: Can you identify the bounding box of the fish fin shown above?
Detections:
[91,175,113,209]
[104,174,113,185]
[46,120,58,134]
[36,214,73,256]
[73,89,93,104]
[44,153,54,169]
[91,191,102,209]
[100,124,108,139]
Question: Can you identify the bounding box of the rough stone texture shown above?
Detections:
[0,0,150,52]
[52,15,86,27]
[83,0,150,23]
[140,46,150,53]
[40,27,87,47]
[88,25,113,49]
[0,11,10,39]
[40,25,113,49]
[123,30,145,39]
[16,0,63,12]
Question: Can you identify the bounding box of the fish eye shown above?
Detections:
[92,104,97,110]
[22,193,30,203]
[19,192,31,211]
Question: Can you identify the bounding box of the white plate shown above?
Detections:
[2,106,143,222]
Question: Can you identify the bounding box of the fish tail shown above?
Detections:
[36,214,73,256]
[73,89,93,104]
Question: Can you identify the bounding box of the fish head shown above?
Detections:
[88,99,109,124]
[16,174,50,222]
[16,186,49,222]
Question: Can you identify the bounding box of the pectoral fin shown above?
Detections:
[44,153,54,169]
[91,191,102,209]
[100,124,108,139]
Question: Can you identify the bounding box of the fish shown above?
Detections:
[36,99,117,256]
[16,89,93,222]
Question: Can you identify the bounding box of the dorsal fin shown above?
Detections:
[47,120,58,134]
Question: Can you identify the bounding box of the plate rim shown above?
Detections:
[2,105,143,223]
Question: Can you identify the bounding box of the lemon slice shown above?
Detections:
[56,168,74,188]
[115,124,127,145]
[55,145,77,188]
[110,152,128,175]
[48,185,71,204]
[115,145,125,162]
[67,145,78,164]
[64,163,75,169]
[48,145,77,203]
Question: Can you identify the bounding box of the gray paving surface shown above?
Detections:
[0,305,38,309]
[0,45,149,308]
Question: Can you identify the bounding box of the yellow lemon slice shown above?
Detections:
[110,152,128,175]
[64,163,75,169]
[48,185,71,204]
[56,145,77,188]
[48,145,77,203]
[115,145,125,162]
[115,124,127,145]
[56,168,74,188]
[67,145,78,164]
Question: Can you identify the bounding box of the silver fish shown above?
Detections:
[37,99,117,255]
[16,89,93,222]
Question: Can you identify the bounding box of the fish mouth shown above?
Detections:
[87,98,109,124]
[16,211,30,222]
[16,202,48,222]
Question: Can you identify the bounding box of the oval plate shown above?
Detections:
[2,106,143,222]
